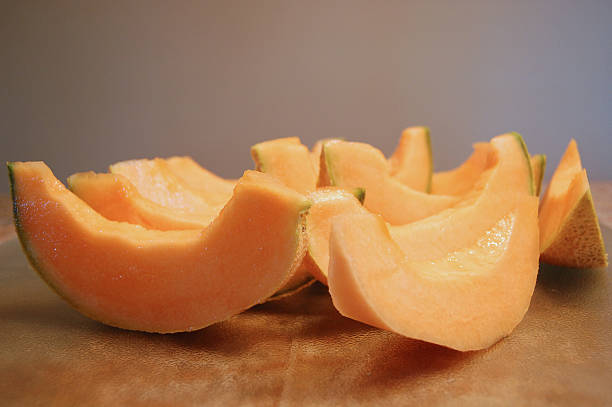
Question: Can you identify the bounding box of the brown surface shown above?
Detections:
[0,186,611,406]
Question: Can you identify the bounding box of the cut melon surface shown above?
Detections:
[388,126,432,192]
[165,156,235,207]
[311,139,340,180]
[9,162,310,333]
[327,133,540,351]
[530,154,546,196]
[538,140,607,268]
[110,158,215,211]
[319,140,459,225]
[431,142,494,196]
[67,172,214,230]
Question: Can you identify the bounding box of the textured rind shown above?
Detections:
[541,190,608,268]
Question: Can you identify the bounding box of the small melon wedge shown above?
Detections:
[67,172,214,230]
[530,154,546,196]
[328,133,539,351]
[165,156,235,207]
[9,162,310,333]
[311,139,342,180]
[305,188,368,285]
[110,158,214,211]
[388,126,432,192]
[539,140,608,268]
[251,138,317,195]
[319,140,459,225]
[431,142,494,195]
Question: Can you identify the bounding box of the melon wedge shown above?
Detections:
[110,158,216,211]
[388,126,432,192]
[165,156,235,207]
[9,162,310,333]
[67,172,213,230]
[431,142,494,196]
[251,138,317,195]
[538,140,608,268]
[319,140,459,225]
[311,139,341,180]
[530,154,546,196]
[328,133,539,351]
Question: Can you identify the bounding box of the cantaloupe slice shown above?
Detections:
[67,172,214,230]
[9,162,310,333]
[530,154,546,196]
[165,156,235,207]
[538,140,608,268]
[251,138,317,195]
[388,126,432,192]
[110,158,215,211]
[319,140,459,225]
[327,133,539,351]
[431,142,494,196]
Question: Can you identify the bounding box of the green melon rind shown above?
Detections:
[509,132,535,196]
[351,187,366,205]
[532,154,547,196]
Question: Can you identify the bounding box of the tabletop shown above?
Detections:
[1,183,611,406]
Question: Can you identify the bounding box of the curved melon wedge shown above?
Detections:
[530,154,546,196]
[165,156,236,207]
[9,162,310,333]
[251,138,317,195]
[431,142,494,196]
[328,134,539,351]
[319,140,459,225]
[67,172,215,230]
[539,140,608,268]
[388,126,432,192]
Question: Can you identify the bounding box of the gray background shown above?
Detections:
[2,0,611,186]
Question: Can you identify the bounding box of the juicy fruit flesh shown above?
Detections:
[389,126,432,192]
[328,134,540,351]
[110,158,216,211]
[68,172,214,230]
[321,140,459,225]
[10,162,310,333]
[165,156,235,207]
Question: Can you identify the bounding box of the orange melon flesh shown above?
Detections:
[530,154,546,196]
[9,162,310,333]
[165,156,235,207]
[538,140,608,268]
[67,172,214,230]
[431,142,494,196]
[328,133,539,351]
[251,138,317,195]
[388,126,432,192]
[319,140,459,225]
[304,188,368,285]
[110,158,216,211]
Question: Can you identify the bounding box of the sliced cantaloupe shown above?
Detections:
[327,133,539,351]
[530,154,546,196]
[9,162,310,333]
[388,126,432,192]
[311,139,342,181]
[538,140,608,268]
[251,138,317,195]
[165,156,235,207]
[67,172,214,230]
[319,140,460,225]
[431,142,494,196]
[110,158,214,211]
[305,188,368,285]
